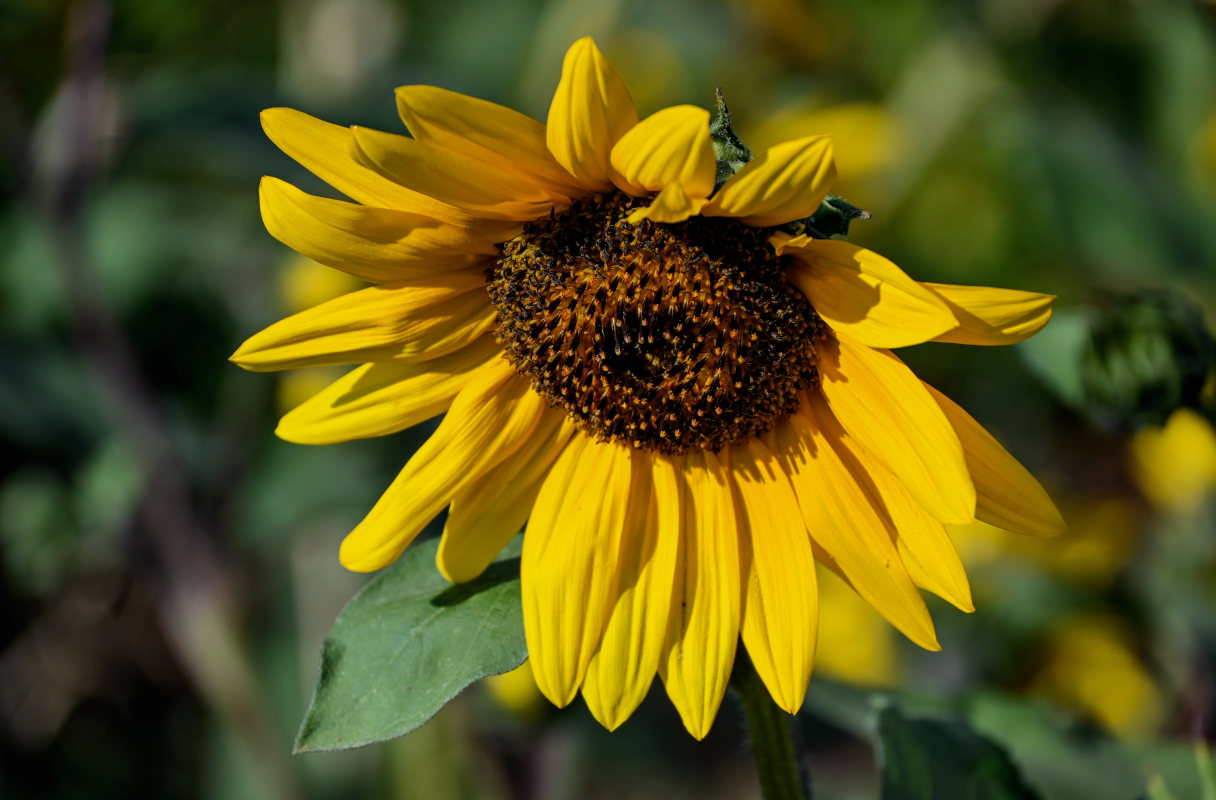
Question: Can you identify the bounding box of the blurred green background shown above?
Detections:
[2,0,1216,798]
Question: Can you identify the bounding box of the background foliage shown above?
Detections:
[2,0,1215,797]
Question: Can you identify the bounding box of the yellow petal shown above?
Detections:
[351,126,561,221]
[625,183,708,224]
[800,398,971,613]
[261,107,483,229]
[609,105,715,199]
[702,135,835,227]
[771,403,939,651]
[230,274,494,371]
[923,282,1056,346]
[275,336,502,445]
[781,238,957,348]
[660,450,740,740]
[583,450,679,730]
[260,177,498,283]
[546,36,639,191]
[732,439,819,713]
[926,383,1066,536]
[622,183,710,223]
[395,84,582,195]
[819,337,976,524]
[438,412,577,583]
[339,362,545,571]
[884,491,973,614]
[768,229,795,252]
[523,436,637,707]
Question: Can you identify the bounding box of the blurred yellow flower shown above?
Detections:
[278,253,363,313]
[1028,614,1162,737]
[483,661,544,719]
[275,255,363,414]
[277,368,340,416]
[744,102,901,195]
[599,31,690,115]
[1199,106,1216,183]
[951,497,1139,589]
[236,36,1063,737]
[1130,408,1216,513]
[815,567,901,687]
[728,0,837,67]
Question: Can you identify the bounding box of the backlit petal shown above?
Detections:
[819,338,976,524]
[339,362,545,571]
[523,436,636,707]
[702,136,835,227]
[732,439,819,712]
[352,126,560,221]
[609,105,715,199]
[878,478,973,613]
[660,451,740,740]
[260,107,478,228]
[395,84,582,195]
[546,37,639,191]
[923,282,1056,346]
[927,383,1066,536]
[782,238,956,348]
[275,336,502,444]
[260,177,498,283]
[583,452,679,730]
[230,274,494,371]
[800,397,971,614]
[771,404,939,651]
[438,412,576,583]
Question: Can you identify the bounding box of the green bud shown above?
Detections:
[1080,289,1215,432]
[709,88,753,190]
[800,193,872,240]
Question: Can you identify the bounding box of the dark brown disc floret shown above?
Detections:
[486,193,828,454]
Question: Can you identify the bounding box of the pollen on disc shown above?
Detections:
[487,193,827,455]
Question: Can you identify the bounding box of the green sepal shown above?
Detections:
[294,536,526,753]
[710,88,753,190]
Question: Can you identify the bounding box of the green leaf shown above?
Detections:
[294,536,526,753]
[1016,307,1093,410]
[1147,775,1181,800]
[1143,743,1216,800]
[807,682,1188,800]
[1202,743,1216,800]
[966,694,1141,800]
[878,705,1043,800]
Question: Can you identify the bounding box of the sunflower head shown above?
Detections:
[235,36,1065,738]
[488,191,827,453]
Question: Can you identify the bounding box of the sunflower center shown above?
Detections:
[487,193,827,454]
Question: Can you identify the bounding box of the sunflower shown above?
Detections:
[234,37,1065,738]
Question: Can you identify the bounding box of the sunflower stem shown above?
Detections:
[731,653,812,800]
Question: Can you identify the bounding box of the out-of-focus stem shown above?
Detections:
[38,2,302,798]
